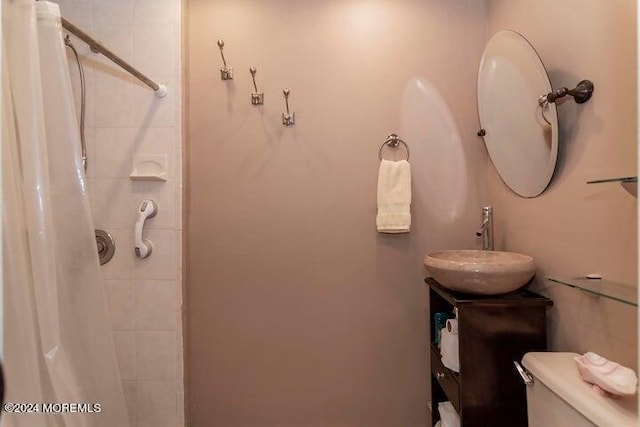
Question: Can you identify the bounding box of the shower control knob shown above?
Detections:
[95,229,115,265]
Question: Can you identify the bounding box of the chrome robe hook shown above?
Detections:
[217,40,233,80]
[249,67,264,105]
[282,89,295,126]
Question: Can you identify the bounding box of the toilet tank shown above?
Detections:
[522,352,638,427]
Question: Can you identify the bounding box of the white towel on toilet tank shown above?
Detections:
[376,159,411,233]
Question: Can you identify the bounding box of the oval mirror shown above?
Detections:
[478,30,558,197]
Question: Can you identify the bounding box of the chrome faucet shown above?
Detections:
[475,206,494,250]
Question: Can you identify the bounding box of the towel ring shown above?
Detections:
[378,134,410,161]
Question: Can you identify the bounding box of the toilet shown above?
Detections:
[522,352,638,426]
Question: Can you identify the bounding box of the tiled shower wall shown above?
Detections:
[54,1,183,426]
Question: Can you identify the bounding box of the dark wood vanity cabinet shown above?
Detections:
[427,278,552,427]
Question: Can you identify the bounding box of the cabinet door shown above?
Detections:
[457,304,546,426]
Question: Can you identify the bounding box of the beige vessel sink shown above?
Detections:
[424,249,535,295]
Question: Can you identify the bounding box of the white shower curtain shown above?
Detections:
[2,1,129,426]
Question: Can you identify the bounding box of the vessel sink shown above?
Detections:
[424,250,535,295]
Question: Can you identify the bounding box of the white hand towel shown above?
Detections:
[376,159,411,233]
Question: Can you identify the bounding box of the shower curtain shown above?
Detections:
[2,1,129,426]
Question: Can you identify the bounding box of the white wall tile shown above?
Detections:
[82,66,96,130]
[56,0,94,28]
[133,230,177,280]
[136,331,176,380]
[173,269,183,309]
[105,280,134,330]
[85,178,95,208]
[100,229,134,280]
[174,186,182,231]
[133,77,177,127]
[95,73,135,128]
[93,24,135,128]
[133,24,175,77]
[133,0,174,25]
[67,0,183,424]
[135,281,176,330]
[94,24,134,63]
[94,127,134,178]
[136,381,178,427]
[173,139,182,183]
[93,0,132,28]
[113,331,135,380]
[132,126,176,178]
[131,127,177,205]
[132,125,174,153]
[92,179,134,228]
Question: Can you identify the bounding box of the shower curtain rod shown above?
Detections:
[61,17,168,97]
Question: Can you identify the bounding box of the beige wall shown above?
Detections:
[186,0,488,425]
[55,0,184,426]
[487,0,638,369]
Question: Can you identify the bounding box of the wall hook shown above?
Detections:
[282,89,295,126]
[216,39,233,80]
[249,67,264,105]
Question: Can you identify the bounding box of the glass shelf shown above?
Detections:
[586,176,637,184]
[586,176,637,197]
[545,276,637,307]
